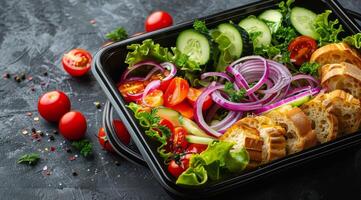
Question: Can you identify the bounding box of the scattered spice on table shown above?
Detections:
[22,129,29,135]
[33,117,39,122]
[14,76,21,82]
[20,73,26,80]
[50,146,56,152]
[43,71,48,76]
[115,160,120,166]
[72,171,78,176]
[49,135,55,141]
[68,156,76,161]
[3,73,10,79]
[52,130,58,135]
[94,101,101,109]
[26,112,32,116]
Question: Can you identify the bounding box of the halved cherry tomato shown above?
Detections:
[113,120,131,145]
[143,89,164,107]
[149,71,171,91]
[288,36,317,66]
[159,119,174,132]
[164,77,189,107]
[169,127,189,153]
[38,90,71,122]
[186,143,208,154]
[62,49,92,77]
[118,80,145,102]
[167,153,191,178]
[187,88,213,111]
[168,101,194,120]
[98,127,114,152]
[145,11,173,32]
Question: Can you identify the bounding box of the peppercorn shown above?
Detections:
[43,71,48,76]
[20,73,26,80]
[14,76,21,82]
[72,171,78,176]
[49,135,55,141]
[94,101,101,109]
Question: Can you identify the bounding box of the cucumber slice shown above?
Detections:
[290,95,311,107]
[239,16,272,47]
[290,7,320,39]
[179,117,213,138]
[217,23,244,58]
[259,9,283,33]
[186,135,215,145]
[155,107,181,127]
[176,29,211,65]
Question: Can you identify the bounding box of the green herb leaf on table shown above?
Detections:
[193,19,209,35]
[314,10,344,46]
[299,62,320,76]
[106,27,128,42]
[343,33,361,49]
[17,153,40,165]
[72,139,92,157]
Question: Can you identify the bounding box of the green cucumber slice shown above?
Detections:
[239,16,272,47]
[259,9,283,33]
[290,7,320,39]
[176,29,211,65]
[155,107,181,127]
[186,135,215,145]
[179,117,213,138]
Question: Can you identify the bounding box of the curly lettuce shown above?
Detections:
[176,141,249,186]
[313,10,344,46]
[343,33,361,49]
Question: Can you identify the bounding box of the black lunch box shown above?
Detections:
[92,0,361,198]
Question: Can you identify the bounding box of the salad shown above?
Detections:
[117,0,361,186]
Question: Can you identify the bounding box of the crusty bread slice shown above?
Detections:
[238,116,286,163]
[310,43,361,69]
[315,90,361,135]
[265,105,318,154]
[320,62,361,99]
[301,98,338,143]
[220,122,263,167]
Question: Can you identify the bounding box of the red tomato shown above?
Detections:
[147,71,171,91]
[62,49,92,77]
[118,80,145,102]
[38,91,71,122]
[159,119,174,132]
[288,36,317,66]
[145,11,173,32]
[113,120,131,145]
[168,154,192,178]
[187,88,212,111]
[59,111,87,140]
[164,77,189,107]
[143,89,164,107]
[168,101,194,119]
[98,127,114,152]
[169,127,188,153]
[186,144,208,154]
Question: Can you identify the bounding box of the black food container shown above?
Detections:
[93,0,361,198]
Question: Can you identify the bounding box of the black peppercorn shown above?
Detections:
[49,135,55,141]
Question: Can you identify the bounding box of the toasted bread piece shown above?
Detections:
[265,105,317,154]
[301,98,338,143]
[220,123,263,167]
[315,90,361,135]
[320,62,361,99]
[310,43,361,69]
[238,116,286,163]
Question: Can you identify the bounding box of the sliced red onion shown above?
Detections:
[160,62,177,81]
[205,104,221,123]
[292,74,320,87]
[201,72,234,82]
[254,87,321,115]
[121,60,164,82]
[212,90,263,111]
[141,80,161,106]
[211,111,241,130]
[217,112,243,133]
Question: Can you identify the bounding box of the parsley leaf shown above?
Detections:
[299,62,320,76]
[314,10,344,46]
[17,153,40,165]
[224,82,246,102]
[193,19,209,35]
[72,139,92,157]
[343,33,361,49]
[106,27,128,42]
[278,0,295,23]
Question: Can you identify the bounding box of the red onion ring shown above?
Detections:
[121,60,165,82]
[201,72,234,82]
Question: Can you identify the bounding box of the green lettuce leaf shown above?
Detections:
[314,10,344,46]
[176,141,249,186]
[343,33,361,49]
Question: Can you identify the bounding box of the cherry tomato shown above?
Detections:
[118,80,145,102]
[62,49,92,77]
[143,89,164,107]
[59,111,87,140]
[168,154,192,178]
[186,143,208,154]
[187,88,212,111]
[98,127,114,152]
[288,36,317,66]
[164,77,189,107]
[113,120,131,145]
[159,119,174,132]
[168,101,194,120]
[168,127,188,153]
[145,11,173,32]
[38,90,71,122]
[147,71,171,91]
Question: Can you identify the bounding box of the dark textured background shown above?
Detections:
[1,0,361,199]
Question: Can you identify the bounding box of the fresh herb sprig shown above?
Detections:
[72,139,92,157]
[299,62,320,76]
[224,82,246,102]
[106,27,128,42]
[17,153,40,165]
